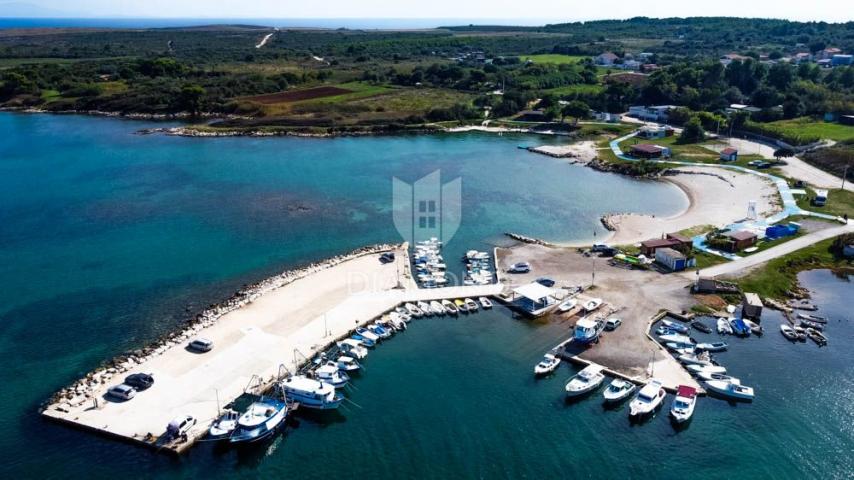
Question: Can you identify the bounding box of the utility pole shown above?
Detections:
[842,163,849,191]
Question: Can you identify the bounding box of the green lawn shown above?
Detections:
[693,251,730,269]
[797,188,854,218]
[755,117,854,143]
[519,54,587,64]
[543,83,604,96]
[619,135,720,160]
[736,236,852,299]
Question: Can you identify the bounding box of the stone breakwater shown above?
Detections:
[504,232,556,247]
[44,243,400,412]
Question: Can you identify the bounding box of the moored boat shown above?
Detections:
[281,376,343,410]
[799,319,825,331]
[629,379,666,417]
[686,364,727,375]
[705,379,754,401]
[454,298,468,313]
[793,326,808,342]
[602,378,636,404]
[336,355,361,372]
[678,352,713,366]
[780,324,798,341]
[534,353,561,376]
[806,328,828,346]
[417,301,433,316]
[661,319,689,334]
[464,298,479,312]
[565,364,606,397]
[670,385,698,424]
[208,409,240,440]
[696,341,728,352]
[479,297,493,309]
[442,299,458,315]
[691,321,713,334]
[743,318,763,335]
[314,361,350,388]
[717,317,733,335]
[354,327,379,345]
[659,333,694,345]
[229,397,289,444]
[405,302,424,318]
[697,371,737,382]
[797,313,827,323]
[729,317,751,337]
[337,339,368,359]
[430,300,446,315]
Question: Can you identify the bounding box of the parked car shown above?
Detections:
[188,338,213,352]
[535,277,556,287]
[124,373,154,390]
[167,415,197,438]
[107,384,137,401]
[379,252,395,264]
[605,318,623,331]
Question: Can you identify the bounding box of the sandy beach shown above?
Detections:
[600,166,780,245]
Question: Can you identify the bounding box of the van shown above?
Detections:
[188,338,213,352]
[107,384,137,401]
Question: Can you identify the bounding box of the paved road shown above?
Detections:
[694,220,854,278]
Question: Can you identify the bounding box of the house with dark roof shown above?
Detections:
[640,233,693,257]
[724,230,758,252]
[629,143,671,159]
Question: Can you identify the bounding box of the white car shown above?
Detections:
[167,415,197,438]
[188,338,213,352]
[106,384,136,401]
[605,318,622,331]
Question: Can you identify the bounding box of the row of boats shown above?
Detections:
[780,312,829,346]
[413,238,449,288]
[535,357,699,423]
[463,250,494,286]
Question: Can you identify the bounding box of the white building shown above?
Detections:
[627,105,677,122]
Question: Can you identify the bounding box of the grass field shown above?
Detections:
[736,236,852,299]
[543,83,604,95]
[755,117,854,143]
[519,54,587,64]
[797,188,854,218]
[351,88,472,113]
[619,135,720,161]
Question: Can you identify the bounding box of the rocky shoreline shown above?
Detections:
[43,243,400,412]
[0,106,248,121]
[137,125,441,138]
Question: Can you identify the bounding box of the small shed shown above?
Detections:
[511,283,557,316]
[720,147,738,162]
[724,230,758,252]
[742,292,763,319]
[630,143,669,159]
[655,247,688,271]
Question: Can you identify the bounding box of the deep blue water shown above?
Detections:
[0,112,851,478]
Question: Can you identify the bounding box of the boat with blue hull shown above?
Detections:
[229,397,289,444]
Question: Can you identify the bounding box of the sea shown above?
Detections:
[0,18,554,30]
[0,112,851,479]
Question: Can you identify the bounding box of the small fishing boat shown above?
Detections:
[405,302,424,318]
[678,352,713,366]
[686,364,727,375]
[629,379,666,418]
[479,297,493,309]
[691,321,713,334]
[705,379,754,401]
[281,376,343,410]
[565,365,606,397]
[337,339,368,359]
[454,298,468,313]
[717,317,733,335]
[351,334,376,348]
[417,301,433,316]
[780,324,798,341]
[508,262,531,273]
[336,355,361,372]
[393,309,412,323]
[797,313,827,323]
[697,371,737,382]
[656,326,679,336]
[659,333,694,345]
[557,298,578,312]
[534,353,561,376]
[583,298,603,313]
[602,378,636,404]
[355,327,379,345]
[672,346,697,356]
[464,298,479,312]
[369,323,392,339]
[793,326,808,342]
[696,342,728,352]
[729,317,751,337]
[229,397,289,444]
[670,385,698,424]
[806,328,828,346]
[743,318,763,335]
[442,299,459,315]
[208,409,240,440]
[661,319,689,334]
[799,319,825,331]
[665,341,695,352]
[314,361,350,388]
[428,300,444,315]
[574,318,603,344]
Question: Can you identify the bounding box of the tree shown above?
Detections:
[773,148,795,161]
[179,84,206,115]
[679,116,705,143]
[560,100,589,124]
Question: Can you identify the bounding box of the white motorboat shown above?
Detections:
[807,328,828,346]
[479,297,493,309]
[678,352,713,366]
[534,353,561,376]
[793,326,808,342]
[442,299,459,315]
[336,355,361,372]
[405,302,423,317]
[337,339,368,359]
[665,341,695,352]
[695,342,728,352]
[696,371,737,382]
[659,333,694,345]
[558,298,577,312]
[574,318,603,344]
[229,397,289,444]
[705,379,754,401]
[629,379,666,417]
[417,301,432,316]
[743,318,763,335]
[354,327,379,344]
[388,317,407,332]
[281,376,343,409]
[602,378,636,404]
[314,361,350,388]
[780,324,798,341]
[393,308,412,323]
[464,298,479,312]
[565,364,606,397]
[208,409,240,440]
[717,317,733,335]
[430,300,446,315]
[661,319,689,334]
[583,298,603,313]
[670,385,698,424]
[686,364,726,375]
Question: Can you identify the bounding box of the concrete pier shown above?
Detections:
[42,246,501,454]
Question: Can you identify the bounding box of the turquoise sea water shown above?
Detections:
[0,113,851,478]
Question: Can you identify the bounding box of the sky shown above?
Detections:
[0,0,852,23]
